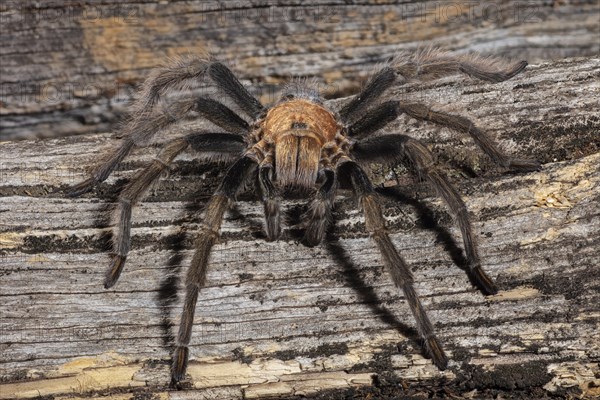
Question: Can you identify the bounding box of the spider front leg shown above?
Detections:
[303,169,337,246]
[104,133,246,288]
[394,49,527,83]
[258,155,282,241]
[67,57,262,197]
[105,137,187,288]
[340,50,528,126]
[337,160,448,369]
[67,97,248,197]
[172,156,257,385]
[67,58,211,197]
[339,67,396,124]
[352,134,498,295]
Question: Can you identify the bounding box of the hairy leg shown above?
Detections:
[68,57,260,196]
[139,57,263,120]
[66,97,250,197]
[105,133,246,289]
[258,161,281,241]
[352,134,500,295]
[398,103,540,170]
[208,62,264,119]
[67,139,136,197]
[339,67,396,124]
[67,57,212,196]
[347,101,540,171]
[68,102,194,197]
[194,97,250,135]
[303,169,337,246]
[346,101,399,139]
[340,49,527,126]
[337,160,448,369]
[171,156,257,384]
[394,48,527,83]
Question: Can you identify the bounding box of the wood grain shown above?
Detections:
[1,0,599,141]
[0,57,599,399]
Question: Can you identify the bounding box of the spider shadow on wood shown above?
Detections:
[376,185,488,294]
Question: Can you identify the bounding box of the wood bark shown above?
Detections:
[0,57,599,399]
[1,0,599,141]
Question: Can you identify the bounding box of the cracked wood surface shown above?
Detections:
[0,57,599,398]
[1,0,599,141]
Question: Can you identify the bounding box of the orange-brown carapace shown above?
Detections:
[259,97,341,189]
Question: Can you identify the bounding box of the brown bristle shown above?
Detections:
[275,135,321,189]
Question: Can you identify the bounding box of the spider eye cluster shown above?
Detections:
[279,79,323,104]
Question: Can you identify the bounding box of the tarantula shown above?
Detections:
[68,49,540,384]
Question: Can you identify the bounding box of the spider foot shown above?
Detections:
[303,223,326,247]
[426,336,449,370]
[502,60,528,81]
[507,158,542,172]
[171,345,189,386]
[262,196,281,241]
[104,255,126,289]
[471,266,498,296]
[65,177,98,197]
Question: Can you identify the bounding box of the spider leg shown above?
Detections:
[104,133,246,289]
[339,67,396,124]
[346,99,539,171]
[347,100,399,139]
[303,169,337,246]
[67,97,195,197]
[337,160,448,369]
[194,97,250,135]
[340,50,526,126]
[105,137,187,289]
[352,134,499,295]
[67,57,260,197]
[67,138,136,197]
[395,49,527,83]
[138,57,263,119]
[258,162,281,241]
[399,103,540,171]
[172,156,257,384]
[208,62,264,119]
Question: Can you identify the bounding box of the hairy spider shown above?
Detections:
[68,49,540,385]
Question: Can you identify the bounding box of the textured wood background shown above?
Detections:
[1,56,599,398]
[1,0,599,141]
[1,0,600,398]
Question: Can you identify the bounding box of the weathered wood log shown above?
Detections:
[1,0,599,141]
[0,57,599,399]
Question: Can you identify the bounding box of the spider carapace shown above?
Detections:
[68,49,540,385]
[259,98,341,189]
